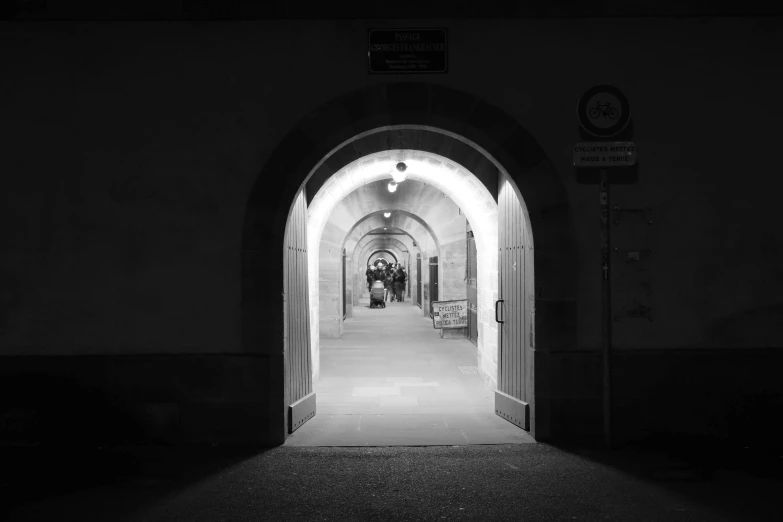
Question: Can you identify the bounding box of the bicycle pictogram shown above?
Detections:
[588,102,619,120]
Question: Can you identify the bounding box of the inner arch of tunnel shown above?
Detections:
[358,240,409,288]
[344,209,440,254]
[368,250,398,266]
[314,181,461,332]
[358,238,407,267]
[308,149,502,391]
[350,229,422,311]
[314,186,448,346]
[345,210,434,303]
[316,206,434,343]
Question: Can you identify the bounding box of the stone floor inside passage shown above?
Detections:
[285,295,534,446]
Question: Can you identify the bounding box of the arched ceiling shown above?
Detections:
[318,178,458,253]
[344,210,437,256]
[354,236,414,269]
[368,252,397,267]
[361,242,404,266]
[308,151,496,260]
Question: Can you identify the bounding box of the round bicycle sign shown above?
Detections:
[577,85,631,138]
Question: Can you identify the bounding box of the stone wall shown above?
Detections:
[2,18,782,445]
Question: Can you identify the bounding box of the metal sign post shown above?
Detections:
[577,84,632,450]
[599,168,612,450]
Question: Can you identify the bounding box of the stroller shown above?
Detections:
[369,280,386,308]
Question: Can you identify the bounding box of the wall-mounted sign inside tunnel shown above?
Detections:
[432,299,468,329]
[368,29,447,74]
[573,142,637,167]
[577,85,631,138]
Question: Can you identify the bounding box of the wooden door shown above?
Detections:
[416,254,422,308]
[466,230,478,346]
[342,248,346,320]
[495,174,530,431]
[284,189,315,434]
[429,256,439,317]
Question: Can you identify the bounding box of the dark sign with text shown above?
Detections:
[368,29,448,73]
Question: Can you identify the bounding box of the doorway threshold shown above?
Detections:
[284,413,536,447]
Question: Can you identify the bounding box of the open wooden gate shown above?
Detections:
[495,173,531,431]
[284,189,315,434]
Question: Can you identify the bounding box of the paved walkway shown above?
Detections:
[285,297,534,446]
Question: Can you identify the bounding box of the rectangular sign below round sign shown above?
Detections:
[573,141,637,167]
[432,299,468,329]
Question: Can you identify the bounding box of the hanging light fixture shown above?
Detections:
[387,181,398,193]
[383,212,391,218]
[391,161,407,183]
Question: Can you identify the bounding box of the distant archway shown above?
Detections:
[369,252,396,266]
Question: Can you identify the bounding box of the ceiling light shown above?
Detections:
[392,162,407,183]
[387,181,398,193]
[383,212,391,218]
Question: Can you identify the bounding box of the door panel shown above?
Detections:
[496,174,529,430]
[416,254,422,308]
[342,248,346,320]
[285,189,315,434]
[429,256,439,318]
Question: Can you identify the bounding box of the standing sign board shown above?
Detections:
[368,29,448,73]
[432,300,468,329]
[573,142,637,167]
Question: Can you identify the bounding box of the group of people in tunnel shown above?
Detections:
[366,262,407,303]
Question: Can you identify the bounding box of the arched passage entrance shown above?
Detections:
[309,150,498,388]
[242,83,576,444]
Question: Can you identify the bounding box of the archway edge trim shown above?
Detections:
[244,83,573,252]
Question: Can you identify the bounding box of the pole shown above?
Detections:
[599,168,612,449]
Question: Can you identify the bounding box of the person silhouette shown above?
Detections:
[393,265,406,302]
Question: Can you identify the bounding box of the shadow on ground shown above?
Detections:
[547,435,782,522]
[1,443,269,520]
[3,441,782,521]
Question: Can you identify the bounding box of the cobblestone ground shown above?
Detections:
[3,443,781,521]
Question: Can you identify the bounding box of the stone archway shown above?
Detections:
[368,251,397,266]
[242,83,576,444]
